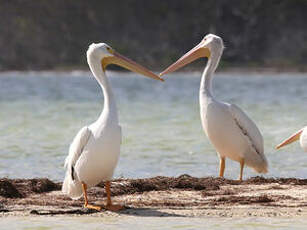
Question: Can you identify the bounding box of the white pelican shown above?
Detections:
[62,43,163,211]
[276,127,307,152]
[160,34,268,181]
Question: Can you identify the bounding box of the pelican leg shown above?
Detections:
[82,182,101,211]
[219,157,225,178]
[105,181,124,211]
[239,159,244,181]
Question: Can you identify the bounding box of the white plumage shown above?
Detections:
[62,44,122,200]
[62,123,121,199]
[201,99,267,174]
[62,126,91,199]
[62,43,162,210]
[161,34,268,180]
[302,128,307,151]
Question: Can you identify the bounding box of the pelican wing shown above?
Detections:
[64,126,91,170]
[229,104,264,155]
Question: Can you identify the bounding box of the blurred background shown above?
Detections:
[1,0,307,71]
[1,1,307,182]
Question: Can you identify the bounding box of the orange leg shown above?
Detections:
[105,181,124,211]
[219,157,225,178]
[239,159,244,181]
[82,182,101,211]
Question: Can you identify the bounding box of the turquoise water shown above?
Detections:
[0,71,307,181]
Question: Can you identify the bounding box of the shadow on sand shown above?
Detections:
[28,206,185,217]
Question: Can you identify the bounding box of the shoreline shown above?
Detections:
[1,66,307,75]
[1,175,307,218]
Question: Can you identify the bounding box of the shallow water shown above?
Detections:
[1,71,307,228]
[0,71,307,181]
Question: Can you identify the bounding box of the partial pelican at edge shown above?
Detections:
[276,126,307,152]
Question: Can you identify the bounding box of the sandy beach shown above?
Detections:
[1,175,307,218]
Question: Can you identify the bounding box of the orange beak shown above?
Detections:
[102,51,163,82]
[160,41,210,76]
[275,128,304,149]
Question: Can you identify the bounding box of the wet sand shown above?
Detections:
[1,175,307,218]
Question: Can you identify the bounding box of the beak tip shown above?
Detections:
[159,71,167,77]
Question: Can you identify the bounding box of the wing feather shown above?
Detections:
[64,126,91,170]
[229,104,264,155]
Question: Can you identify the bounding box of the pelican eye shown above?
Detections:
[106,47,114,54]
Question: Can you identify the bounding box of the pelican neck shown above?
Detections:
[87,57,118,124]
[200,49,223,97]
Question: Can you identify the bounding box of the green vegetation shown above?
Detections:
[1,0,307,71]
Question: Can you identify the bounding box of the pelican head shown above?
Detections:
[160,34,224,76]
[276,127,307,151]
[87,43,163,81]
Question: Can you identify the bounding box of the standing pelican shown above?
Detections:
[160,34,268,181]
[276,127,307,152]
[62,43,163,211]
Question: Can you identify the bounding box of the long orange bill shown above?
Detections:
[275,128,304,149]
[160,42,210,77]
[102,51,163,82]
